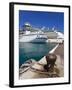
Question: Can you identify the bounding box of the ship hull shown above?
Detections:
[19,34,47,43]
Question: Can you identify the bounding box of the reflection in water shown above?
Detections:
[19,42,56,66]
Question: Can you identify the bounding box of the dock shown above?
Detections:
[19,43,64,79]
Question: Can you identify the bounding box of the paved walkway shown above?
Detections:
[54,43,64,65]
[54,43,64,58]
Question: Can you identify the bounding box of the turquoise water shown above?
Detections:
[19,42,56,66]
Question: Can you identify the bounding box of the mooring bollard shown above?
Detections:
[44,53,57,72]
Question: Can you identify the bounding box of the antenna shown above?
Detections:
[41,26,45,30]
[52,26,55,31]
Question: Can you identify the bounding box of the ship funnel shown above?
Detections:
[24,22,31,26]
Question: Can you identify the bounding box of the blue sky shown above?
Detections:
[19,10,64,32]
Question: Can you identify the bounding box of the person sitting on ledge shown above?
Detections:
[44,53,57,72]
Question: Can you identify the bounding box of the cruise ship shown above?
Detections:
[19,22,64,43]
[19,32,47,43]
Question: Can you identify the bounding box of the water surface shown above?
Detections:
[19,42,56,66]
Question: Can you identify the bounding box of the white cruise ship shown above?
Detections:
[19,22,64,43]
[19,23,48,43]
[19,31,47,43]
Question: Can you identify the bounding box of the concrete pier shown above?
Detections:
[19,43,64,79]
